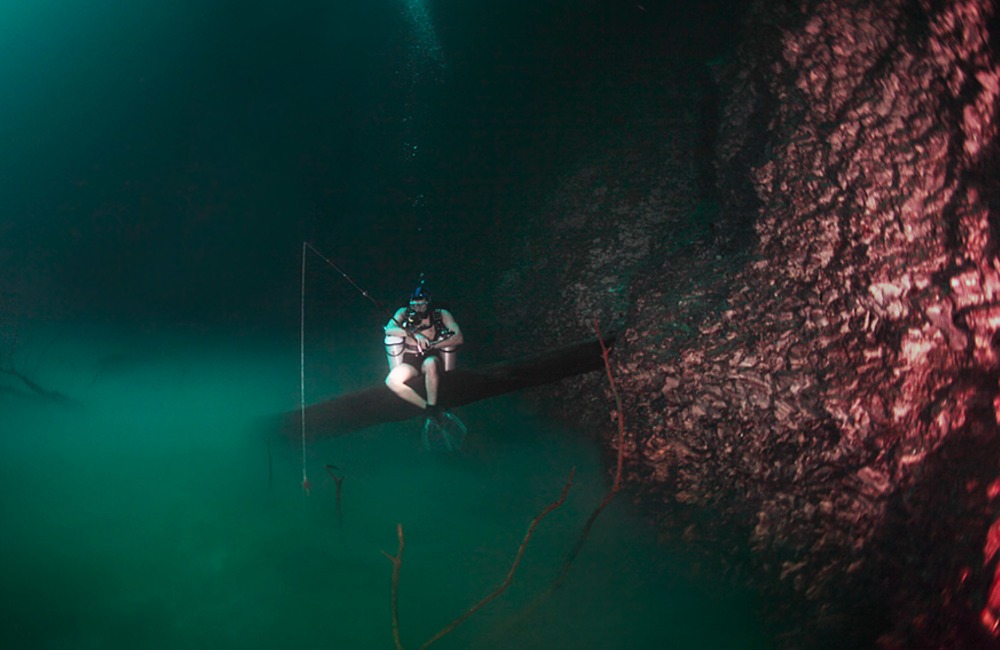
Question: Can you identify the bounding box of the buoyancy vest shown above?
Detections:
[401,308,452,352]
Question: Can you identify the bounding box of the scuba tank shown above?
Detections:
[385,334,406,369]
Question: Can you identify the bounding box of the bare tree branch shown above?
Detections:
[385,469,576,650]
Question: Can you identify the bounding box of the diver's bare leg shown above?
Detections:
[385,364,427,408]
[423,357,440,406]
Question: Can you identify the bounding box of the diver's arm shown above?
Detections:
[387,309,433,350]
[434,310,464,348]
[384,308,410,338]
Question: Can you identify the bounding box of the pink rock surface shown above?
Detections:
[618,0,1000,645]
[496,0,998,645]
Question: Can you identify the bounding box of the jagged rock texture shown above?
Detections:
[498,0,1000,647]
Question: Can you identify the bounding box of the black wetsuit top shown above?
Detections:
[401,308,448,369]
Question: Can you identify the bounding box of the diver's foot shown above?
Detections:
[421,406,467,453]
[424,404,447,424]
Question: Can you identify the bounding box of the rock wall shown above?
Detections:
[649,0,1000,645]
[487,63,737,428]
[498,0,1000,646]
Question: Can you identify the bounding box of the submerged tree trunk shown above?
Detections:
[284,334,615,438]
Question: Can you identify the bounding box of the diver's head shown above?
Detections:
[409,279,431,314]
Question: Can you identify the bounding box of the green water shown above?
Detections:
[1,322,771,649]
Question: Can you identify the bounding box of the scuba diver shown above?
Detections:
[384,278,467,449]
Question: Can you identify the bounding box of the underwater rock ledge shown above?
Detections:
[636,0,1000,645]
[498,0,1000,647]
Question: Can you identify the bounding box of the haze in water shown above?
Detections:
[0,1,764,647]
[0,319,770,649]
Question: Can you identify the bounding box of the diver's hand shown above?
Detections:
[413,333,430,352]
[422,331,454,352]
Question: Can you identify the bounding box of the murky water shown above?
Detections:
[1,321,771,649]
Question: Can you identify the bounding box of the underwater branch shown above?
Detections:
[0,321,73,404]
[547,318,625,590]
[385,468,575,650]
[382,524,405,650]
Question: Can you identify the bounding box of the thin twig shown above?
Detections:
[0,316,70,403]
[596,318,626,493]
[487,318,627,648]
[417,467,575,650]
[0,366,73,404]
[546,318,625,590]
[383,523,406,650]
[325,464,345,524]
[385,471,576,650]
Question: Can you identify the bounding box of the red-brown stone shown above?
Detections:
[496,0,1000,646]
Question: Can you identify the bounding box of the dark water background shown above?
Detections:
[1,0,740,327]
[1,1,764,647]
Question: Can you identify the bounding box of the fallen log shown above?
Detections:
[284,333,615,439]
